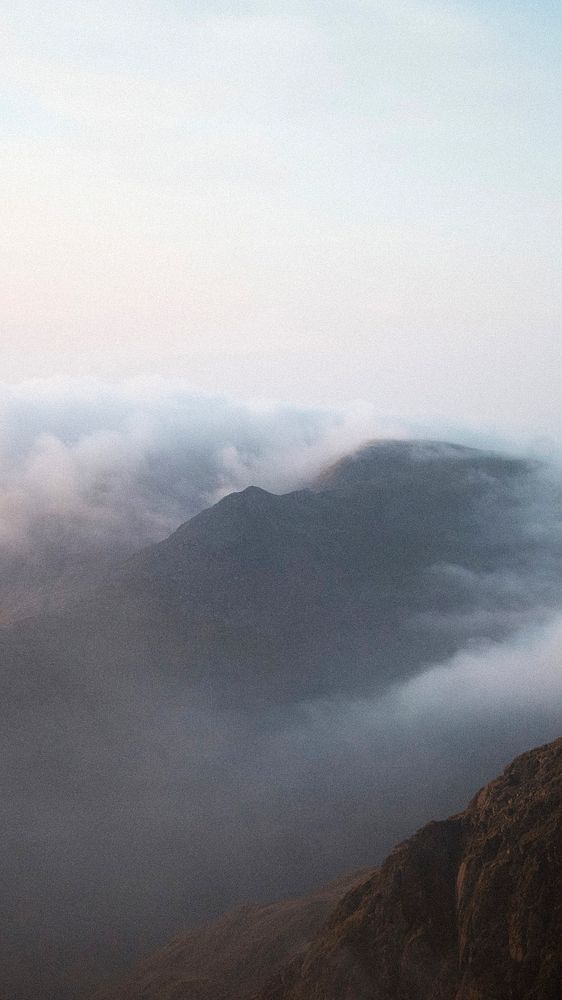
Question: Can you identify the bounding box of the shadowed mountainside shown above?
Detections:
[97,737,562,1000]
[260,736,562,1000]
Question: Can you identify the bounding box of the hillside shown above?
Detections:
[98,737,562,1000]
[260,736,562,1000]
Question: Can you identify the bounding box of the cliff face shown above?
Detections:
[259,737,562,1000]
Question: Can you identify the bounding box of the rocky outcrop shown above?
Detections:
[259,737,562,1000]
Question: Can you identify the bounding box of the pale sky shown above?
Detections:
[1,1,561,437]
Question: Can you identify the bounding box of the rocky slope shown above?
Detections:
[96,737,562,1000]
[259,736,562,1000]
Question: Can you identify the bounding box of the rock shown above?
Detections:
[259,737,562,1000]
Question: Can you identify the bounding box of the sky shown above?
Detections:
[1,1,561,437]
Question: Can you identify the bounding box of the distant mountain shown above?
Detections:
[4,439,556,709]
[91,438,562,705]
[95,737,562,1000]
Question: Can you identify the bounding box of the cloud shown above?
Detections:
[293,612,562,747]
[0,378,388,619]
[0,378,380,553]
[237,612,562,869]
[401,612,562,716]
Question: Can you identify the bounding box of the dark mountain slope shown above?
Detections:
[260,736,562,1000]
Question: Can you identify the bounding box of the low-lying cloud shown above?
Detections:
[3,378,556,560]
[0,378,384,619]
[0,379,375,552]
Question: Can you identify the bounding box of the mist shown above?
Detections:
[1,611,560,998]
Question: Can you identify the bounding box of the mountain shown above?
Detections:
[1,440,560,999]
[94,736,562,1000]
[108,439,559,705]
[260,735,562,1000]
[4,440,557,709]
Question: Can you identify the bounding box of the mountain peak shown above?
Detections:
[225,484,273,502]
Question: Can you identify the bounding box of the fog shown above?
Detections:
[3,379,557,561]
[2,613,560,998]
